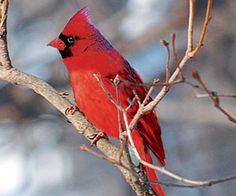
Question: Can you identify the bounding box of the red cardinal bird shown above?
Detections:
[49,8,165,195]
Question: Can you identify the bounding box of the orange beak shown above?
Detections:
[47,38,66,51]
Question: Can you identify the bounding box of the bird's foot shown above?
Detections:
[65,105,78,115]
[58,92,69,98]
[89,132,108,145]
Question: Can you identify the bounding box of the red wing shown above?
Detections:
[116,60,166,165]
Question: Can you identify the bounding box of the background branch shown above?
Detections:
[191,70,236,125]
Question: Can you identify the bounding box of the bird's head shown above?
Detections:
[48,7,98,58]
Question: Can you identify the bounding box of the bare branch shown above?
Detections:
[128,0,212,130]
[93,73,125,112]
[186,80,236,99]
[160,39,170,83]
[187,0,194,52]
[171,33,180,66]
[112,74,125,136]
[191,70,236,125]
[80,144,129,169]
[171,33,184,81]
[189,0,212,57]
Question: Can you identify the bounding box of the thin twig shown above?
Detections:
[120,78,182,88]
[191,70,236,125]
[171,33,180,66]
[111,74,129,163]
[112,74,125,135]
[80,144,119,165]
[189,0,212,57]
[80,144,132,172]
[93,73,124,112]
[125,96,137,112]
[151,174,236,188]
[171,33,184,81]
[160,39,170,84]
[187,0,194,52]
[186,80,236,99]
[80,143,156,193]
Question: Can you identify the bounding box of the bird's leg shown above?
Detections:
[89,131,109,145]
[65,105,78,115]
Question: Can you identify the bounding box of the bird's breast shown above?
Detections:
[69,69,121,137]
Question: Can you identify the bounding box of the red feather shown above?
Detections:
[49,8,165,195]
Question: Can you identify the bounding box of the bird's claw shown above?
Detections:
[65,105,78,115]
[58,92,70,98]
[89,132,108,145]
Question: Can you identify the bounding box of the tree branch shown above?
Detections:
[129,0,212,130]
[191,70,236,125]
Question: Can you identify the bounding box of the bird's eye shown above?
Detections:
[67,36,75,44]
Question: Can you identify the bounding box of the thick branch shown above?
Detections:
[0,67,151,196]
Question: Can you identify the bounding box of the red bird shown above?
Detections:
[49,8,165,195]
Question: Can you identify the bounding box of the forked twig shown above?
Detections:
[171,33,180,65]
[112,74,125,135]
[129,0,212,131]
[80,144,118,164]
[171,33,184,81]
[186,80,236,99]
[160,39,171,84]
[191,70,236,125]
[93,73,123,111]
[80,144,130,171]
[189,0,212,57]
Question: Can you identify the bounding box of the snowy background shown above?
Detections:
[0,0,236,196]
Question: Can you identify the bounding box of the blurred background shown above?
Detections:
[0,0,236,195]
